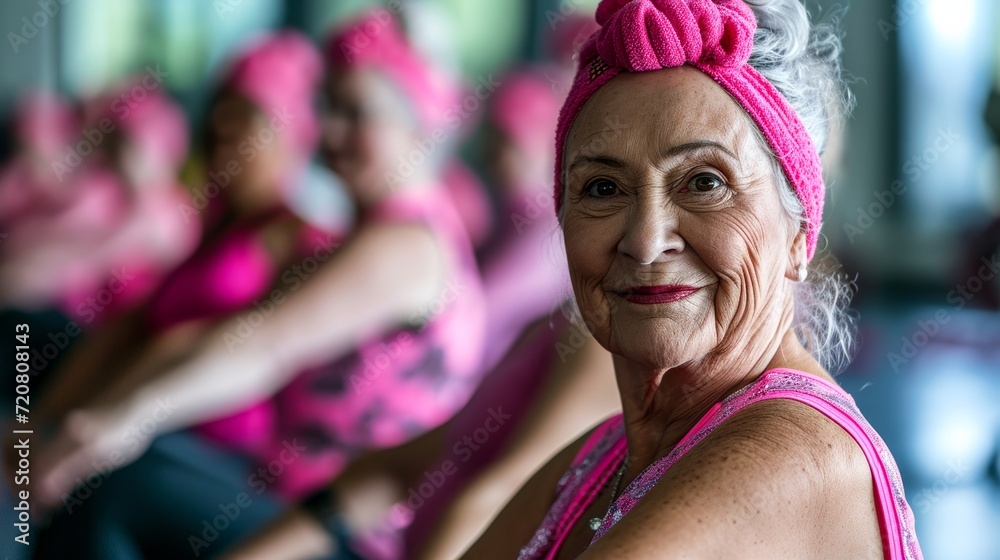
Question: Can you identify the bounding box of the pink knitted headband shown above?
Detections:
[554,0,825,259]
[325,10,459,133]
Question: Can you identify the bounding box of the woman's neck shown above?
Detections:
[613,304,827,476]
[357,176,436,211]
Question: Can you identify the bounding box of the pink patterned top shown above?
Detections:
[518,368,923,560]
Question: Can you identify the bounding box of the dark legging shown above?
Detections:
[32,431,285,560]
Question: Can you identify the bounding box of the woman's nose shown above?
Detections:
[617,195,685,265]
[321,114,350,151]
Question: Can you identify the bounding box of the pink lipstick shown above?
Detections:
[621,285,699,305]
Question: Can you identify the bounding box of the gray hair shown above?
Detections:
[556,1,859,374]
[746,0,858,374]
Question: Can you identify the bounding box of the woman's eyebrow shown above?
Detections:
[568,141,739,174]
[663,140,738,160]
[567,155,626,173]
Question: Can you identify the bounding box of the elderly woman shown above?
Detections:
[462,1,923,559]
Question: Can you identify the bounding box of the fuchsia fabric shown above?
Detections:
[262,185,486,498]
[518,369,923,560]
[0,92,78,230]
[223,31,322,158]
[100,85,189,172]
[14,91,78,158]
[441,158,493,249]
[489,70,562,154]
[553,0,826,259]
[144,216,282,331]
[325,10,460,133]
[146,185,486,499]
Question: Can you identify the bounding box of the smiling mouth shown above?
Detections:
[618,285,700,305]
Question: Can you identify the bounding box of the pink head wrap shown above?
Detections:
[548,15,601,65]
[223,31,323,157]
[554,0,825,259]
[102,86,189,172]
[14,92,78,158]
[325,9,459,133]
[489,70,562,155]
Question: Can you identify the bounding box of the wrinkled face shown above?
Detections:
[561,66,806,370]
[320,67,418,205]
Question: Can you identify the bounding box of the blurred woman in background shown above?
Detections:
[27,30,329,559]
[28,16,487,558]
[476,68,572,369]
[221,67,623,560]
[0,87,197,326]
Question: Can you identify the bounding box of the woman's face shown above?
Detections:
[320,68,418,205]
[485,126,554,204]
[561,66,806,370]
[209,94,289,211]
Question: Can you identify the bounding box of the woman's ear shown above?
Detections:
[784,230,808,282]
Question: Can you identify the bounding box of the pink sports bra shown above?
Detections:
[518,368,923,560]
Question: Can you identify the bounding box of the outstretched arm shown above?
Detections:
[35,222,447,506]
[418,327,618,560]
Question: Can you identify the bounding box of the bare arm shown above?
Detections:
[458,428,592,560]
[419,327,619,560]
[222,422,450,560]
[222,510,334,560]
[577,399,883,559]
[36,223,447,503]
[110,222,445,432]
[33,309,148,420]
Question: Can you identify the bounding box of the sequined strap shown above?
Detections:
[591,369,922,560]
[517,415,626,560]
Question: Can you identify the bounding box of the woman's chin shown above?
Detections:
[611,330,705,370]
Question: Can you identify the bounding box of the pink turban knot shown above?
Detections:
[555,0,826,260]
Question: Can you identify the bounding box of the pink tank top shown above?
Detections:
[209,186,487,498]
[518,369,923,560]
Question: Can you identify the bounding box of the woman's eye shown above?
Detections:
[689,173,724,193]
[585,179,619,198]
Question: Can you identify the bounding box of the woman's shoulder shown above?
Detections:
[584,394,884,559]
